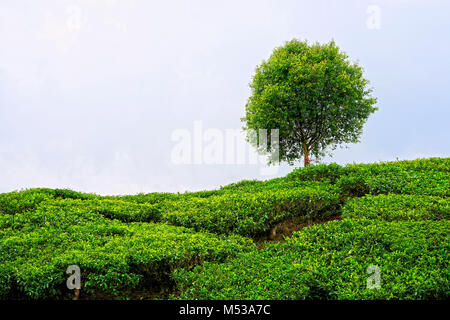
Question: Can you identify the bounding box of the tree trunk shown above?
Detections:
[303,144,310,167]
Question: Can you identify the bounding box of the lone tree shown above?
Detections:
[242,39,377,166]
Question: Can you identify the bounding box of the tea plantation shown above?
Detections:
[0,157,448,299]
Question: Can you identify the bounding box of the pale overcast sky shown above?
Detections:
[1,0,449,195]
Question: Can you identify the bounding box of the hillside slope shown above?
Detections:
[0,157,448,299]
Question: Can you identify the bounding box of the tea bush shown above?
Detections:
[286,163,344,183]
[336,168,449,197]
[104,192,185,205]
[287,157,449,198]
[109,180,333,205]
[0,188,98,216]
[342,194,450,221]
[217,179,331,194]
[174,219,449,299]
[286,157,450,183]
[161,184,340,237]
[38,198,162,223]
[1,157,449,300]
[386,157,450,172]
[0,203,253,299]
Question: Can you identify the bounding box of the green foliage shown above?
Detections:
[287,163,344,183]
[174,219,449,300]
[40,198,162,223]
[385,157,450,172]
[0,191,52,216]
[161,184,340,237]
[342,194,450,221]
[218,178,324,193]
[336,167,449,197]
[0,201,253,299]
[287,157,449,198]
[0,157,449,300]
[104,192,184,205]
[242,39,377,165]
[0,188,98,216]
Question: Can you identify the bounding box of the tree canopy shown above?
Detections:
[242,39,377,166]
